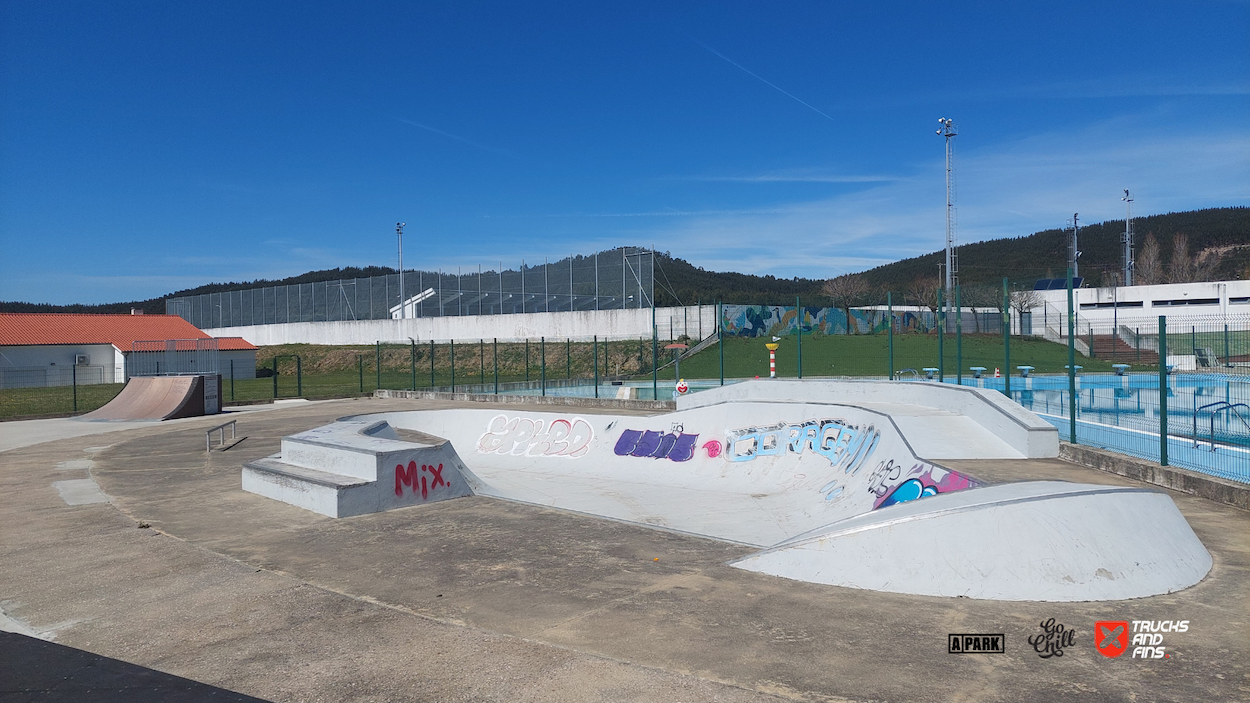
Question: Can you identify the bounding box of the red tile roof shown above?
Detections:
[0,313,258,351]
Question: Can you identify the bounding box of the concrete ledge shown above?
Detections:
[373,389,674,411]
[1059,442,1250,512]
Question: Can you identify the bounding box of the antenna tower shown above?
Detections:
[1068,213,1081,279]
[937,118,958,305]
[1121,190,1134,286]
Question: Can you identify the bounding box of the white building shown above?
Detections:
[0,312,258,389]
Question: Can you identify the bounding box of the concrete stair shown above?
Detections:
[243,417,481,518]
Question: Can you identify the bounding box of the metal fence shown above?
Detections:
[167,248,655,329]
[127,339,220,377]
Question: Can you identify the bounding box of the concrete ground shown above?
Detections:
[1,397,1248,702]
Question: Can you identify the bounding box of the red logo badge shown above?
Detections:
[1095,621,1129,658]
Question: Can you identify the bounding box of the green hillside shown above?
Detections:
[3,207,1246,313]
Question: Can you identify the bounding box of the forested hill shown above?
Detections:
[856,207,1250,291]
[3,207,1247,314]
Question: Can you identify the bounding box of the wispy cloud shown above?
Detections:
[393,117,526,159]
[626,118,1250,280]
[690,37,838,123]
[668,172,895,184]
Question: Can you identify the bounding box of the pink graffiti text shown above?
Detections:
[395,461,449,499]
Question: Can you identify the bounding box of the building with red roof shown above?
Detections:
[0,312,258,388]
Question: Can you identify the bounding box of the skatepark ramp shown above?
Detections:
[242,381,1211,601]
[81,374,222,421]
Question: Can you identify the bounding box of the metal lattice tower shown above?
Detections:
[1068,213,1081,279]
[937,118,958,305]
[1122,190,1135,286]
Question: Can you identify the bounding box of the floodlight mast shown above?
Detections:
[1068,213,1081,279]
[1122,190,1134,286]
[396,222,406,319]
[937,118,958,307]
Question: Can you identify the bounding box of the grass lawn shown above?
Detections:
[654,333,1130,381]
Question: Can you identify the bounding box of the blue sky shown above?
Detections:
[2,1,1247,305]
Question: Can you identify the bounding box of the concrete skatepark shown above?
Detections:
[244,380,1211,602]
[1,385,1247,701]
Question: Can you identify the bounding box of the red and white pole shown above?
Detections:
[765,342,779,378]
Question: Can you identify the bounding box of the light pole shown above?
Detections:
[396,222,406,319]
[937,118,958,309]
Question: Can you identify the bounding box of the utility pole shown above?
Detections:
[937,118,958,308]
[396,222,405,319]
[1122,190,1135,286]
[1068,213,1081,279]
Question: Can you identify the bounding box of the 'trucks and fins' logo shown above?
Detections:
[1094,621,1129,658]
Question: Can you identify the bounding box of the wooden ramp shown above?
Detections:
[81,376,212,421]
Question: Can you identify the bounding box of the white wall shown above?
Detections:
[0,344,122,388]
[205,305,718,347]
[1035,280,1250,330]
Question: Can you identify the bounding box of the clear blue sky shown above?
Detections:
[2,1,1247,304]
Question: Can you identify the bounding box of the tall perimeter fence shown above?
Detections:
[167,248,655,329]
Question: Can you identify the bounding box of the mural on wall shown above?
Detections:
[477,415,595,458]
[719,305,942,337]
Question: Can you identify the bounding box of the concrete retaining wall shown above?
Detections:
[1060,442,1250,511]
[206,305,717,346]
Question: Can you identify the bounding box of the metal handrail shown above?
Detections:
[206,419,237,452]
[1195,401,1250,451]
[894,368,919,380]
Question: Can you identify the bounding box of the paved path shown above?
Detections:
[1,397,1247,702]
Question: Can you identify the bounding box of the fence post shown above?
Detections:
[567,338,571,380]
[1136,328,1140,362]
[411,339,417,391]
[296,356,302,397]
[937,288,945,383]
[375,342,381,390]
[1089,328,1095,358]
[356,356,362,393]
[541,337,546,396]
[1225,324,1230,366]
[480,339,485,386]
[955,286,962,386]
[1002,278,1011,399]
[429,340,434,388]
[652,305,658,399]
[272,357,278,398]
[1160,316,1169,466]
[525,340,530,382]
[887,292,894,380]
[72,363,78,412]
[450,339,456,392]
[796,295,802,379]
[231,359,236,400]
[594,335,599,398]
[718,300,724,386]
[493,338,499,394]
[1067,269,1076,443]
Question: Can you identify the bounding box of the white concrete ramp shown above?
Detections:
[731,481,1213,601]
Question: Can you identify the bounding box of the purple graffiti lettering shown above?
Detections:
[652,433,678,459]
[667,434,699,462]
[614,429,643,456]
[630,430,664,457]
